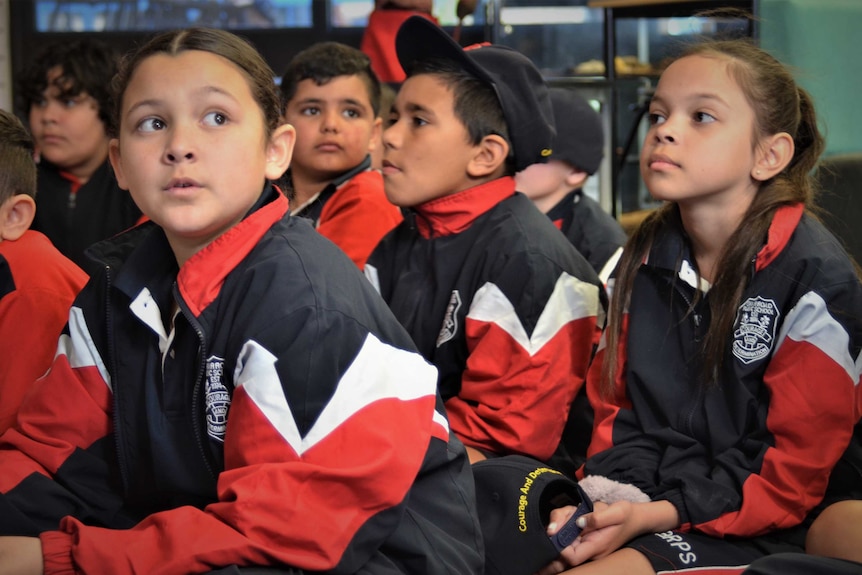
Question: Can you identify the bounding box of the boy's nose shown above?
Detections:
[40,101,61,123]
[321,110,340,133]
[382,120,399,149]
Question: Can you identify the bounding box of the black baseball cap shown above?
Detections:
[472,455,592,575]
[394,16,555,172]
[549,87,604,175]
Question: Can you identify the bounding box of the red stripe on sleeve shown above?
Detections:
[700,337,856,536]
[0,357,111,492]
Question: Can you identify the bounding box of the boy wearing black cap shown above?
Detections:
[516,88,627,284]
[365,16,605,470]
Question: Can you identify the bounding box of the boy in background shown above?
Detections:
[17,38,142,277]
[515,87,627,284]
[366,16,604,471]
[0,109,87,434]
[280,42,402,268]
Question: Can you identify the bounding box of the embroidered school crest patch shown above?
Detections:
[732,297,780,364]
[205,355,230,442]
[437,290,462,348]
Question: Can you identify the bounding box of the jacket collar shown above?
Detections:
[644,203,805,290]
[413,177,515,239]
[754,203,804,272]
[288,156,371,217]
[177,184,288,317]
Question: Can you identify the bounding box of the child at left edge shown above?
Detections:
[0,109,87,435]
[0,27,483,575]
[280,41,402,269]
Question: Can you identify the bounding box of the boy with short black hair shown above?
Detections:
[280,41,402,268]
[365,16,604,470]
[515,87,627,283]
[17,38,142,277]
[0,109,87,434]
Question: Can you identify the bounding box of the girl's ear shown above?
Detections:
[108,138,129,190]
[264,123,296,181]
[0,194,36,242]
[753,132,794,182]
[467,134,508,178]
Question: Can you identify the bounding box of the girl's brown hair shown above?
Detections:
[602,39,825,395]
[110,27,282,139]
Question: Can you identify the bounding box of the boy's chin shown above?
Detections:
[383,194,415,209]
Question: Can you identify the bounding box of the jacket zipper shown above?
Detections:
[173,282,218,480]
[668,270,705,436]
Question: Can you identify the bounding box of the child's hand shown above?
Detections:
[561,500,638,564]
[535,503,582,574]
[537,499,680,573]
[535,501,612,573]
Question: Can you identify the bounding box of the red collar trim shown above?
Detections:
[59,170,83,195]
[414,177,515,238]
[755,203,804,272]
[177,190,289,317]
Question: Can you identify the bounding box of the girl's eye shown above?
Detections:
[412,116,428,127]
[138,118,165,132]
[647,112,666,126]
[63,98,78,108]
[694,111,716,123]
[203,111,227,126]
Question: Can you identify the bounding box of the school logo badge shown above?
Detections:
[205,355,230,442]
[732,296,780,364]
[436,290,462,348]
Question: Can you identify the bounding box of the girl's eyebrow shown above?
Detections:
[651,91,730,109]
[125,85,240,118]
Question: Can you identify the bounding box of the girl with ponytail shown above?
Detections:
[540,39,862,575]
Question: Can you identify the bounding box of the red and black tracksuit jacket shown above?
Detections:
[585,204,862,539]
[288,158,402,269]
[0,185,483,575]
[546,189,627,282]
[0,231,87,434]
[365,177,606,470]
[32,159,142,277]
